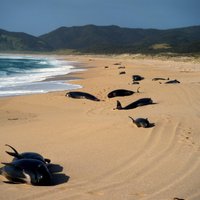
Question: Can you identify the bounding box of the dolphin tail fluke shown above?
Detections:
[5,144,20,158]
[128,116,135,123]
[129,116,138,127]
[5,151,19,158]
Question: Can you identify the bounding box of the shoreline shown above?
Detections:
[0,54,88,98]
[0,54,200,200]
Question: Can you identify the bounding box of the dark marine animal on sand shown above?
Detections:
[5,144,50,164]
[107,88,140,98]
[152,77,169,81]
[129,116,155,128]
[66,91,100,101]
[115,98,154,110]
[165,79,180,84]
[1,159,52,185]
[132,75,144,81]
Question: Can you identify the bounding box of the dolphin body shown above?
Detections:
[116,98,154,110]
[1,159,52,185]
[5,144,51,164]
[66,91,100,101]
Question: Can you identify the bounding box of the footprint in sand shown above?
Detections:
[178,127,200,151]
[87,191,104,196]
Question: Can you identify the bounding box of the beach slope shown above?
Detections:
[0,55,200,200]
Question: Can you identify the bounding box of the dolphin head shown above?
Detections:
[33,163,52,186]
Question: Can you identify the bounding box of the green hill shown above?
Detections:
[39,25,200,54]
[0,25,200,54]
[0,29,52,52]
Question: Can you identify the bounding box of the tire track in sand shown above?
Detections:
[79,118,179,194]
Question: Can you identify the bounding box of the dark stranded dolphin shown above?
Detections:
[1,159,52,185]
[65,91,100,101]
[129,116,155,128]
[5,144,51,164]
[107,88,140,98]
[115,98,154,110]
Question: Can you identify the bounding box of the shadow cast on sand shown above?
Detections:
[48,163,70,186]
[147,123,155,128]
[51,173,70,186]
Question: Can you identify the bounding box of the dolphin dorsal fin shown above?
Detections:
[116,100,123,110]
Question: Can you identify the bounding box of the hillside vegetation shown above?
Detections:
[0,29,52,51]
[0,25,200,54]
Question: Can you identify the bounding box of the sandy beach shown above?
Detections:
[0,54,200,200]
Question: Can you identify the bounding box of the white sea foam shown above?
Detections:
[0,90,45,96]
[0,55,84,97]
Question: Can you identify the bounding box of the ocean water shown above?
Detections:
[0,55,83,97]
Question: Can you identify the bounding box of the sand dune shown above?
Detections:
[0,55,200,200]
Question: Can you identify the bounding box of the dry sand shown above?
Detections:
[0,54,200,200]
